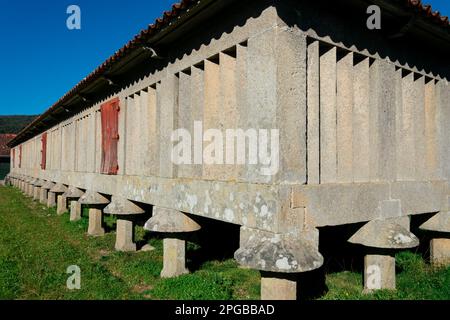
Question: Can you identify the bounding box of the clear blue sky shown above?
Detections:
[0,0,448,116]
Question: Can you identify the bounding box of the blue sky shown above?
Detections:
[0,0,448,116]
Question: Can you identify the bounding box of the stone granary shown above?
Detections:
[6,0,450,299]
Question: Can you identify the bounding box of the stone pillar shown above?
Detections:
[33,186,40,200]
[47,192,56,207]
[430,238,450,266]
[115,218,136,252]
[364,254,396,292]
[420,211,450,267]
[69,201,82,221]
[144,207,201,278]
[349,218,419,291]
[57,195,67,215]
[40,188,48,204]
[261,273,297,300]
[235,227,323,300]
[88,208,105,236]
[161,238,188,278]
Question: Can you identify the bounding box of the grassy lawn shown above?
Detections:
[0,185,448,300]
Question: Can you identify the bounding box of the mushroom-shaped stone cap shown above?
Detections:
[420,211,450,233]
[30,178,39,185]
[348,219,419,249]
[41,181,56,190]
[50,183,68,193]
[25,177,33,183]
[33,179,45,187]
[144,207,200,233]
[234,231,324,273]
[103,196,145,215]
[78,190,110,205]
[62,186,84,198]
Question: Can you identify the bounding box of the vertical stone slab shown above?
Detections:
[236,44,248,182]
[202,59,221,180]
[435,80,450,180]
[115,218,136,252]
[47,191,56,208]
[177,70,194,179]
[245,27,306,184]
[368,60,380,181]
[424,80,438,180]
[33,186,40,201]
[307,40,320,184]
[276,29,307,184]
[161,238,188,278]
[190,65,205,179]
[140,90,151,176]
[118,96,127,175]
[132,93,142,175]
[337,51,354,183]
[430,238,450,266]
[220,51,238,180]
[69,200,82,221]
[261,276,297,300]
[125,95,136,175]
[377,61,397,181]
[364,254,396,291]
[413,75,426,180]
[245,29,277,183]
[40,188,48,204]
[147,85,160,176]
[159,74,179,178]
[57,195,67,215]
[319,46,337,183]
[87,113,96,173]
[87,208,105,236]
[95,109,102,173]
[397,72,416,180]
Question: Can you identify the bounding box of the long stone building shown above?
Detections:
[6,0,450,299]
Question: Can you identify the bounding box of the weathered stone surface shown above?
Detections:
[348,219,419,249]
[41,181,55,190]
[420,211,450,233]
[56,195,67,215]
[33,186,41,201]
[50,183,68,193]
[79,190,109,205]
[87,208,105,236]
[63,186,84,199]
[33,179,45,187]
[115,218,136,252]
[39,188,48,204]
[364,254,396,291]
[144,207,200,233]
[430,238,450,266]
[104,196,144,215]
[140,244,155,252]
[234,227,323,273]
[160,238,188,278]
[69,200,82,221]
[47,192,56,208]
[261,276,296,300]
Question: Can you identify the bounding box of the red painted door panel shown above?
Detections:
[101,98,120,175]
[41,132,47,170]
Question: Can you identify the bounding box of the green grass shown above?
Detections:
[0,185,448,300]
[0,185,259,300]
[321,251,450,300]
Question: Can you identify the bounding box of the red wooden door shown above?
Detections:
[12,148,15,168]
[101,98,120,175]
[41,132,47,170]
